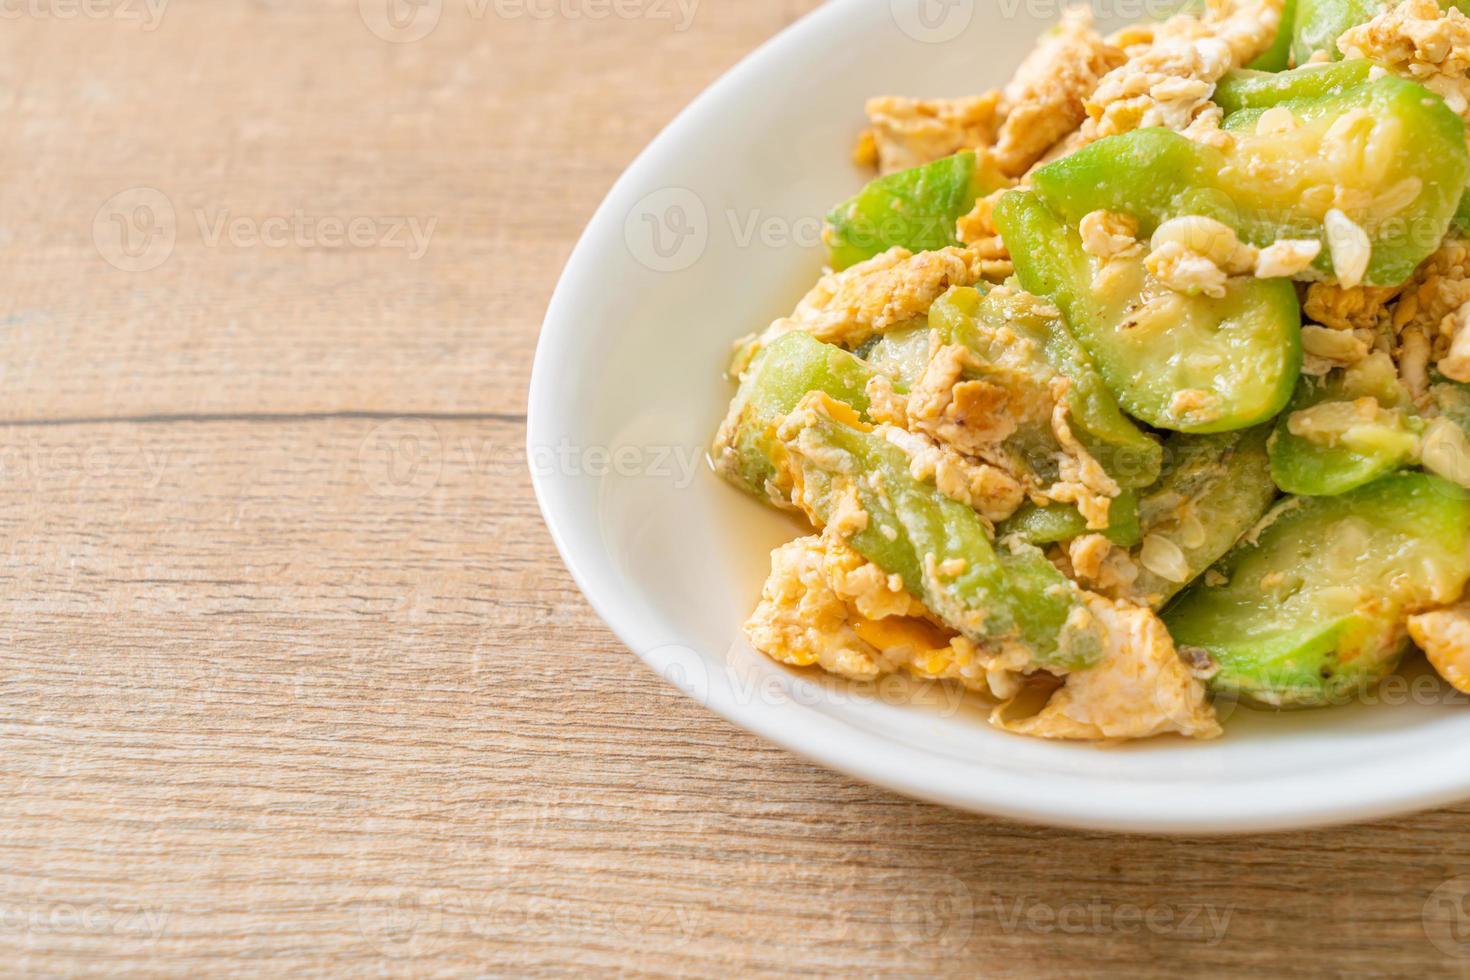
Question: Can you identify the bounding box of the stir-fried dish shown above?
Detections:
[712,0,1470,741]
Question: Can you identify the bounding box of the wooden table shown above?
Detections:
[3,1,1468,975]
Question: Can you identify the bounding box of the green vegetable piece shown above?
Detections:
[1431,377,1470,429]
[1126,427,1280,608]
[1164,473,1470,707]
[1001,492,1142,548]
[783,400,1104,670]
[1290,0,1375,65]
[1456,189,1470,236]
[712,332,876,503]
[1291,0,1470,66]
[1421,378,1470,488]
[1268,355,1422,496]
[995,190,1302,433]
[1245,0,1297,71]
[1214,59,1373,114]
[825,150,1007,271]
[1029,73,1470,286]
[859,323,932,390]
[930,285,1164,487]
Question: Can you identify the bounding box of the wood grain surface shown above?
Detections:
[3,1,1470,976]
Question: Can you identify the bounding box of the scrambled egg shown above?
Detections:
[1408,602,1470,694]
[1299,325,1372,376]
[741,246,988,363]
[857,1,1281,176]
[1082,0,1283,148]
[900,286,1121,528]
[1141,215,1320,298]
[907,341,1041,456]
[1293,233,1470,403]
[879,424,1028,523]
[1063,534,1144,597]
[993,7,1123,177]
[993,596,1222,741]
[1439,303,1470,383]
[743,526,1221,742]
[1301,237,1470,399]
[1390,238,1470,376]
[955,190,1013,278]
[858,8,1123,178]
[1339,0,1470,126]
[744,533,1027,698]
[861,93,1003,175]
[1044,389,1124,531]
[1303,281,1407,333]
[1078,210,1142,260]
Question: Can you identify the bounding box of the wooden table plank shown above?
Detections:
[0,0,812,420]
[0,417,1468,976]
[1,1,1468,976]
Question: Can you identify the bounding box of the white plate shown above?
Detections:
[527,0,1470,833]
